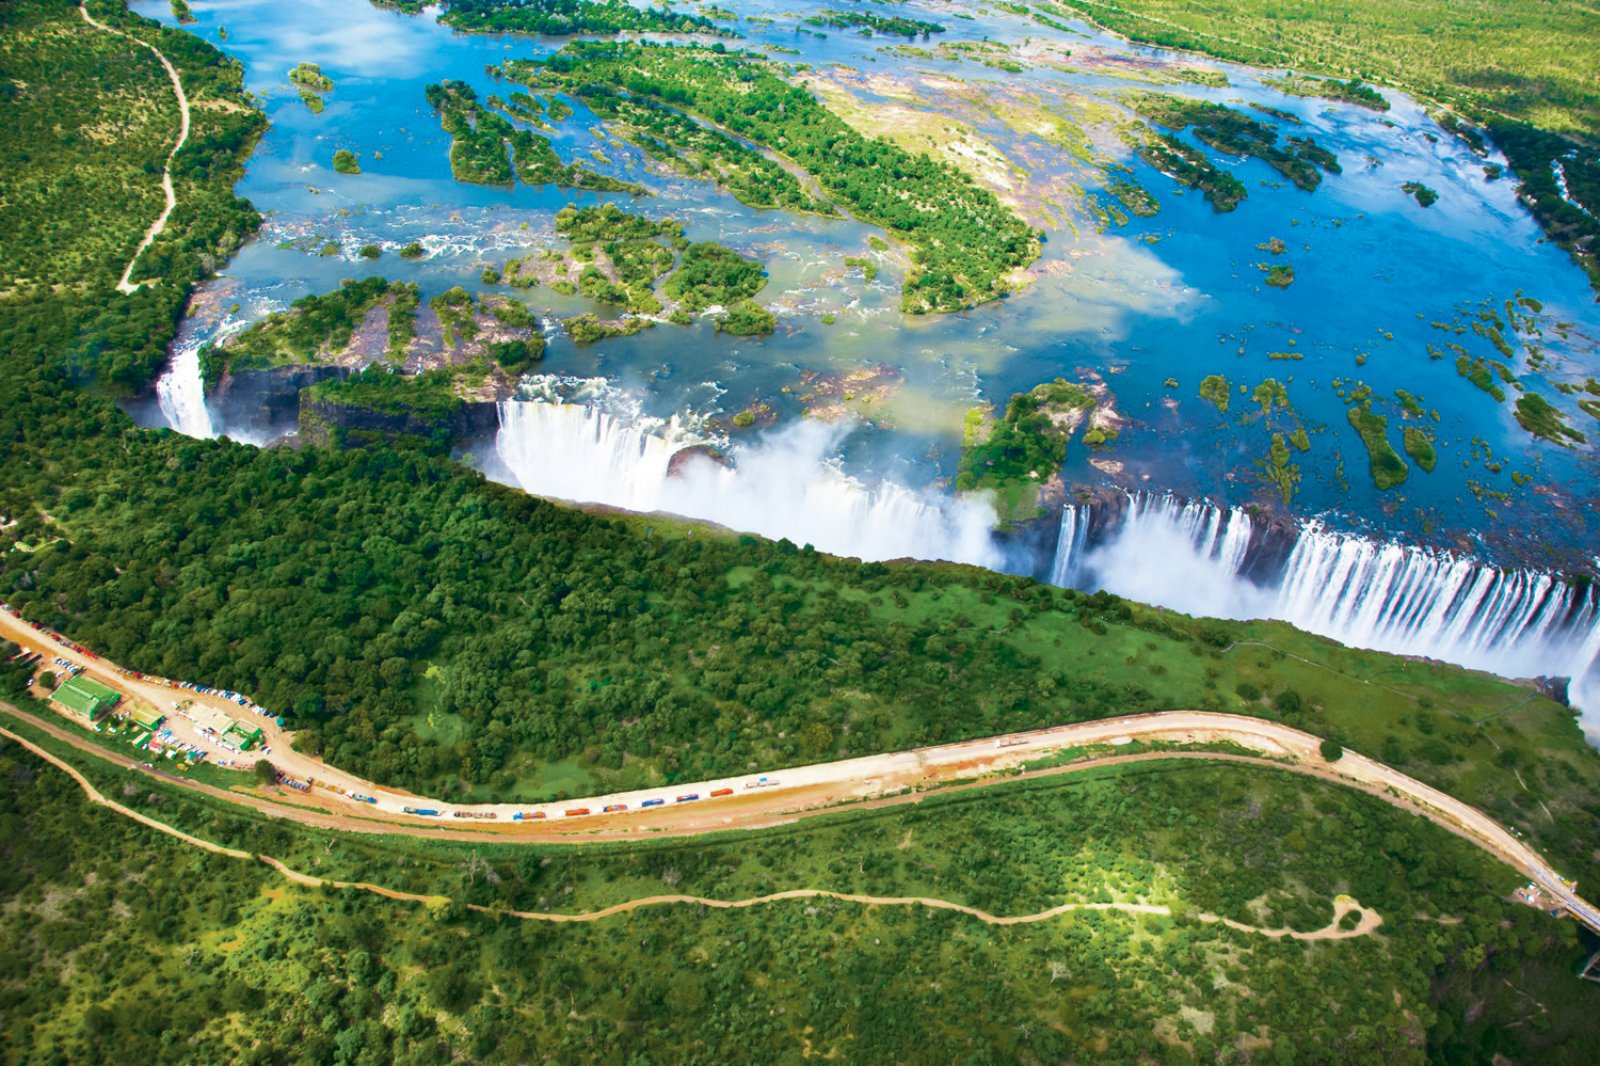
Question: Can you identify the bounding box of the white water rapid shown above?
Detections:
[155,326,215,439]
[493,395,1001,567]
[1053,492,1600,733]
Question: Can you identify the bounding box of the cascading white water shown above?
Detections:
[493,395,1001,567]
[1063,493,1271,619]
[1050,503,1088,587]
[1052,492,1600,730]
[155,328,215,439]
[1272,525,1600,683]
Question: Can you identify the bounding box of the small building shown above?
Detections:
[191,704,235,735]
[51,676,121,719]
[225,721,264,751]
[130,706,166,732]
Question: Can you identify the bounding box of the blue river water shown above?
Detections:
[131,0,1600,572]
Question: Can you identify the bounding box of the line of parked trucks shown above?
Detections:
[399,776,782,821]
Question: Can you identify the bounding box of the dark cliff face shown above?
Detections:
[297,394,500,449]
[213,365,350,442]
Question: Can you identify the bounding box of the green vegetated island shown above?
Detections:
[2,0,1600,1060]
[376,0,732,37]
[288,61,332,113]
[501,42,1041,313]
[1122,91,1341,212]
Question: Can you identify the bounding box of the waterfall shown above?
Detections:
[1050,503,1088,587]
[155,326,215,439]
[1271,525,1600,683]
[493,394,1001,567]
[1050,492,1600,719]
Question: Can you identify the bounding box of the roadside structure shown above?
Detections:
[130,707,166,732]
[50,676,120,719]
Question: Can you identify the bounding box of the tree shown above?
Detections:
[1320,739,1344,763]
[253,758,276,784]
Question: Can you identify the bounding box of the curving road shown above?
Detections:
[79,2,192,295]
[2,605,1597,935]
[0,718,1385,937]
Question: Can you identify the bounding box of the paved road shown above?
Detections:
[1,718,1389,936]
[4,605,1597,934]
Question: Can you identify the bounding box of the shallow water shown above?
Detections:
[132,0,1599,571]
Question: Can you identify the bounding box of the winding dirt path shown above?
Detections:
[0,722,1381,938]
[79,2,191,294]
[2,602,1596,934]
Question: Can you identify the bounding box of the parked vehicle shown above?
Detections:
[602,804,627,813]
[403,807,440,816]
[564,807,591,817]
[675,794,700,803]
[641,798,665,808]
[710,788,734,797]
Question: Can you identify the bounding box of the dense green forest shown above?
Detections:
[508,42,1041,312]
[2,727,1596,1064]
[201,276,408,385]
[556,81,834,216]
[957,379,1096,524]
[1047,0,1600,290]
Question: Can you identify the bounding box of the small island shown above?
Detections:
[1402,181,1439,207]
[289,62,333,114]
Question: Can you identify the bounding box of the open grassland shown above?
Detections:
[1048,0,1600,132]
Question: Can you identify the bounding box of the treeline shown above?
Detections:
[1125,92,1340,193]
[564,84,834,215]
[511,42,1040,312]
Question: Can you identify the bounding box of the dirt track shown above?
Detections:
[3,599,1597,934]
[0,719,1384,937]
[79,2,191,295]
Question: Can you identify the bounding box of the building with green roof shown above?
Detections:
[130,707,166,731]
[51,675,121,719]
